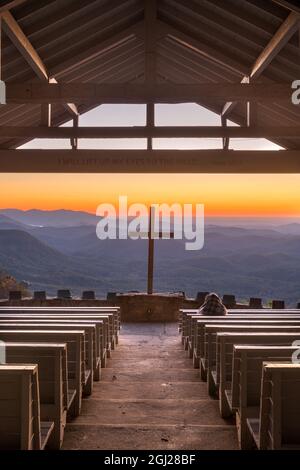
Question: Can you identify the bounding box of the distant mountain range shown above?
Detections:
[0,209,300,305]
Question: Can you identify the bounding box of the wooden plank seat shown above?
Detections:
[195,316,300,376]
[205,324,300,396]
[0,312,115,360]
[0,330,84,416]
[229,345,298,448]
[0,364,54,450]
[0,323,95,395]
[4,342,69,449]
[183,310,300,353]
[192,315,300,376]
[0,307,120,348]
[0,314,110,366]
[0,319,102,380]
[216,332,300,421]
[180,309,300,351]
[192,315,300,365]
[246,363,300,450]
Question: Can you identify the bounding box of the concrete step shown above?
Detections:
[75,398,233,426]
[63,424,238,450]
[90,381,209,400]
[100,368,201,382]
[105,358,193,369]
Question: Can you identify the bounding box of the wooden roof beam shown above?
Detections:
[1,10,78,117]
[2,125,300,139]
[1,149,300,173]
[0,1,27,13]
[222,11,300,118]
[271,1,300,15]
[5,82,294,103]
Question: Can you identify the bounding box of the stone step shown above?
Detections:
[105,358,193,369]
[90,381,209,400]
[100,368,201,382]
[63,424,238,450]
[75,398,233,426]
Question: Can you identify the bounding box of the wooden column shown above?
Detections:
[145,0,156,151]
[147,206,155,295]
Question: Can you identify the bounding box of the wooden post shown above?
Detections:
[145,0,156,151]
[147,206,155,295]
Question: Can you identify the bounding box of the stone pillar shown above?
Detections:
[57,289,72,300]
[249,297,262,308]
[271,300,285,309]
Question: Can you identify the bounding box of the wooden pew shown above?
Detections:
[0,307,120,348]
[0,330,84,416]
[194,316,300,371]
[0,312,114,360]
[4,342,68,449]
[0,314,108,368]
[194,316,300,378]
[180,308,300,351]
[182,309,300,353]
[206,324,300,396]
[246,363,300,450]
[0,323,95,395]
[216,332,300,420]
[229,345,298,448]
[0,364,54,450]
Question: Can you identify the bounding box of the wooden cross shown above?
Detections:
[147,206,174,294]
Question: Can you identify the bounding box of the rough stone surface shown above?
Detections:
[63,323,238,450]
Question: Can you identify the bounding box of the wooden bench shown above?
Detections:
[246,363,300,450]
[0,330,84,416]
[0,364,54,450]
[216,332,300,419]
[0,312,115,360]
[180,309,300,351]
[0,307,120,347]
[0,318,101,386]
[205,324,300,396]
[229,345,298,448]
[4,342,69,449]
[191,315,300,370]
[193,316,300,378]
[184,310,300,351]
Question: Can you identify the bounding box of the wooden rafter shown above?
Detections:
[1,126,300,139]
[222,12,300,119]
[271,0,300,15]
[0,1,27,13]
[0,149,299,173]
[1,11,78,118]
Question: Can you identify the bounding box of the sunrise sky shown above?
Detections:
[1,103,299,217]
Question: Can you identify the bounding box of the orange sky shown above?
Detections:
[1,173,300,217]
[1,104,299,217]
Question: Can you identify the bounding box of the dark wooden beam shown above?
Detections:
[145,0,156,152]
[222,12,300,118]
[1,149,300,173]
[0,1,27,13]
[5,82,293,104]
[2,125,300,139]
[271,0,300,15]
[40,104,51,127]
[1,11,78,117]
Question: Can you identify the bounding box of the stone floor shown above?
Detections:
[63,323,238,450]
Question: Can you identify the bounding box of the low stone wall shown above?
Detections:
[0,293,199,322]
